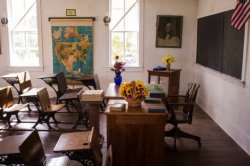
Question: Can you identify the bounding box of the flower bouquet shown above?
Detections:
[119,80,148,107]
[161,53,175,70]
[111,55,126,75]
[111,55,126,86]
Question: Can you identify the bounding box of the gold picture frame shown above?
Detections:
[66,9,76,16]
[156,15,183,48]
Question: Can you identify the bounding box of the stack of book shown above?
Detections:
[149,91,166,98]
[148,106,166,113]
[81,90,104,101]
[109,103,126,112]
[144,97,162,103]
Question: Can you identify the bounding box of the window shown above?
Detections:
[110,0,143,68]
[7,0,41,67]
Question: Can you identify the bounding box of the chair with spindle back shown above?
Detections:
[164,82,201,150]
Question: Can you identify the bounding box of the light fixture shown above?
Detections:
[103,16,111,26]
[1,17,8,25]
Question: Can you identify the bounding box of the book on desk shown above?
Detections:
[149,91,166,98]
[80,90,104,101]
[146,84,166,98]
[148,106,166,113]
[109,103,126,112]
[144,97,162,103]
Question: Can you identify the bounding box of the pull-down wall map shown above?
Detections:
[51,19,94,77]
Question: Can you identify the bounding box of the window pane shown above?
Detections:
[125,3,139,31]
[26,32,38,48]
[12,49,39,66]
[111,0,124,28]
[9,0,39,67]
[13,32,25,48]
[125,32,138,66]
[111,32,124,64]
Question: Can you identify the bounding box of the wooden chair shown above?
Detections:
[18,71,33,94]
[0,86,29,128]
[34,88,64,129]
[55,72,82,100]
[164,82,201,150]
[56,72,82,111]
[19,130,70,166]
[17,71,37,109]
[104,145,113,166]
[90,127,103,166]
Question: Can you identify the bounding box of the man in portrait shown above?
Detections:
[156,16,182,48]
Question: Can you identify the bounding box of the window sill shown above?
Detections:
[106,66,144,72]
[6,66,44,72]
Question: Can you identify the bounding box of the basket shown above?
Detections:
[126,98,143,107]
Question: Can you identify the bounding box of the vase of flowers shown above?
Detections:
[119,80,148,107]
[161,53,175,71]
[111,55,126,86]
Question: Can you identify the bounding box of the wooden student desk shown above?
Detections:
[147,69,181,95]
[54,130,93,165]
[0,133,30,165]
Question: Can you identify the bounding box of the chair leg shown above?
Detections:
[32,112,43,128]
[5,114,12,128]
[27,104,32,112]
[65,101,71,112]
[45,114,54,129]
[165,127,201,149]
[165,127,178,150]
[51,113,59,123]
[177,128,201,147]
[15,112,21,123]
[99,104,104,112]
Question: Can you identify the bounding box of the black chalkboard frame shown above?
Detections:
[196,10,245,80]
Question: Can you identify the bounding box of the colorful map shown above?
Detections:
[52,26,93,77]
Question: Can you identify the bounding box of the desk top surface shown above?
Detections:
[1,73,20,78]
[104,83,124,100]
[104,83,164,100]
[147,69,181,73]
[37,73,57,79]
[54,131,92,153]
[0,133,30,156]
[20,88,43,97]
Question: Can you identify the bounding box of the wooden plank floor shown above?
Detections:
[1,105,250,166]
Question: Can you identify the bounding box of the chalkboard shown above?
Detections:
[196,10,244,80]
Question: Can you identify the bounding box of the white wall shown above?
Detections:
[196,0,250,155]
[0,0,197,97]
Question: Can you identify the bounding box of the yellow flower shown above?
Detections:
[161,53,175,64]
[119,80,148,99]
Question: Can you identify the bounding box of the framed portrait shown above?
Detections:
[66,9,76,16]
[156,15,183,48]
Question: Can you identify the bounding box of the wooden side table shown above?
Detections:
[147,69,181,95]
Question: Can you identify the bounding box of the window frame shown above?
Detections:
[108,0,144,71]
[6,0,43,71]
